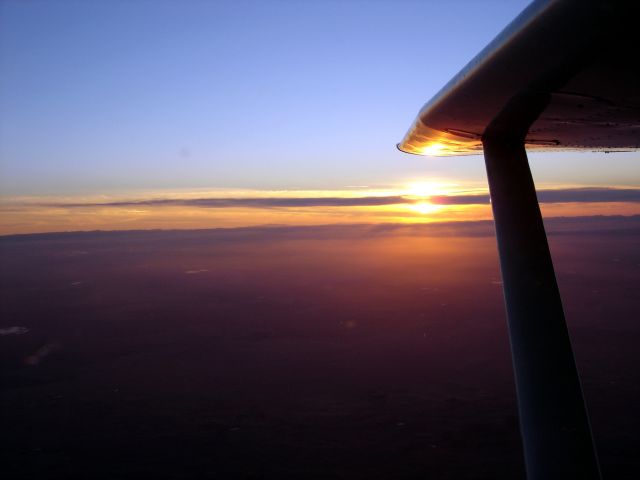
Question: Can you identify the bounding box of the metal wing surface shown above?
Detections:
[398,0,640,156]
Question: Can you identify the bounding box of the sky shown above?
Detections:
[1,0,639,234]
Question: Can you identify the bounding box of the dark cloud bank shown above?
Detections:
[431,187,640,205]
[3,215,639,243]
[50,187,640,210]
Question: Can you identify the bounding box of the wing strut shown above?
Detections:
[482,92,601,479]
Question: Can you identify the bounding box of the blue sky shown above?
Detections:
[1,0,638,196]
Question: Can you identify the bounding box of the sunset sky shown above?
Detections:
[1,0,639,234]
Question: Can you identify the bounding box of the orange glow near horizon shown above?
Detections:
[1,186,639,235]
[409,202,444,215]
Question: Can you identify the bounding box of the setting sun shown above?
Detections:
[401,182,453,216]
[409,202,443,215]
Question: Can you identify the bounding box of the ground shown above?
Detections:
[1,217,638,479]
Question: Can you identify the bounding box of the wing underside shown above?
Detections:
[398,0,640,156]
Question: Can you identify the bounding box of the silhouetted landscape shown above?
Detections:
[1,216,639,479]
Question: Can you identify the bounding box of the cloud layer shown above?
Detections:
[432,188,640,205]
[50,187,640,209]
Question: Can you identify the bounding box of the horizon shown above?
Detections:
[2,184,640,235]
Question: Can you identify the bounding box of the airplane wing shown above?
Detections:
[397,1,638,479]
[398,0,639,156]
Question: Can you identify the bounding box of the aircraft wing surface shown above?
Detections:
[398,0,640,156]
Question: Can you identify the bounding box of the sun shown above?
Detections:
[409,202,442,215]
[403,181,456,216]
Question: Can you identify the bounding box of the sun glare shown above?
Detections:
[418,142,446,156]
[402,182,456,216]
[409,202,443,215]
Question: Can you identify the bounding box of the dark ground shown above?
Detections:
[1,217,639,479]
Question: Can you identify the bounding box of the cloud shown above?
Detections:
[429,194,491,205]
[4,215,639,243]
[46,188,640,210]
[0,326,29,336]
[54,196,410,208]
[432,188,640,205]
[538,188,640,203]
